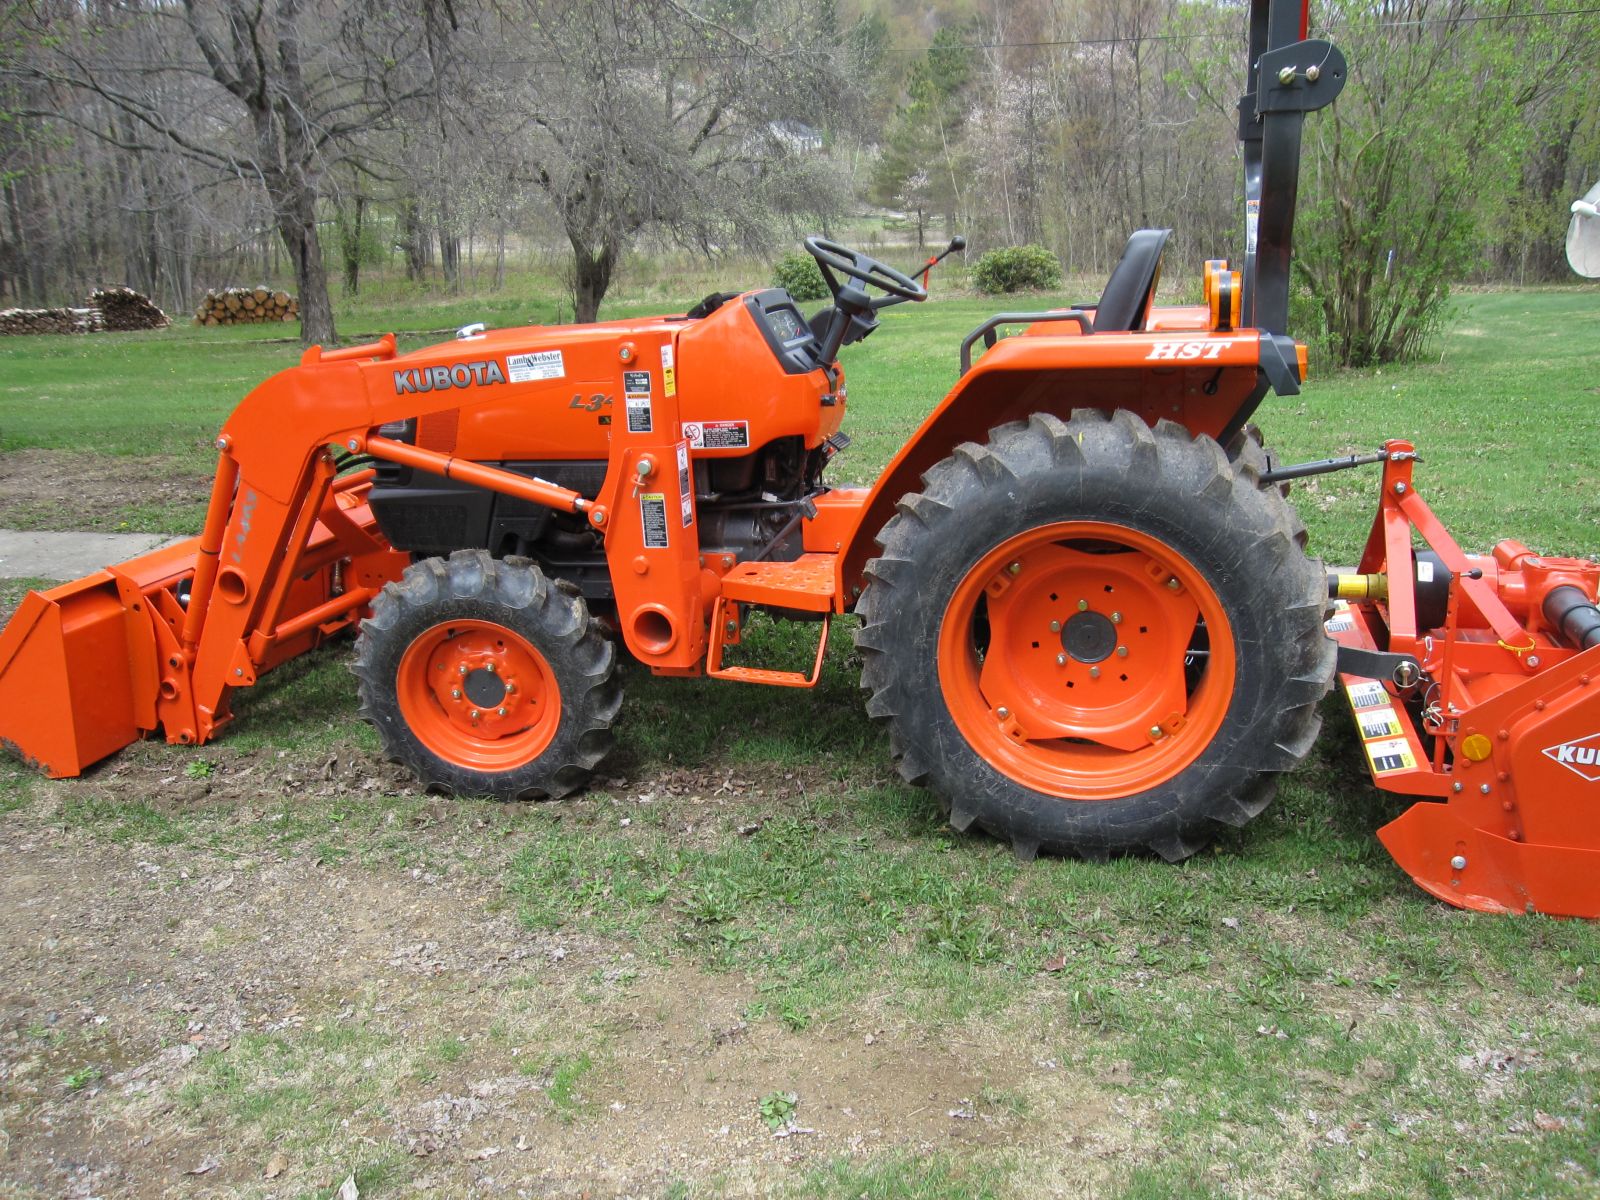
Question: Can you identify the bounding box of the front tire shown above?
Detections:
[855,410,1333,861]
[354,550,620,798]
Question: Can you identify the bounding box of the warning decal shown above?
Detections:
[661,343,677,397]
[676,442,693,527]
[623,369,653,433]
[640,493,669,549]
[1365,737,1417,776]
[506,350,565,382]
[1324,612,1354,633]
[1356,706,1403,741]
[1345,680,1389,710]
[682,419,750,450]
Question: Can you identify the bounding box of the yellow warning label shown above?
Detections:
[661,343,677,397]
[1356,706,1403,740]
[1365,737,1416,776]
[1345,679,1389,710]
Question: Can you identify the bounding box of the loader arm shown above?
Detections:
[0,334,619,774]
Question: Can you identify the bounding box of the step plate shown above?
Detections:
[717,553,836,614]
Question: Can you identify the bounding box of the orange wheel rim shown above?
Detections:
[397,619,562,770]
[937,521,1236,799]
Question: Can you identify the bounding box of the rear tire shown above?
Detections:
[855,409,1333,861]
[354,550,620,798]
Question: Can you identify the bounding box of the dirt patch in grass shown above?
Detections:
[0,748,1136,1198]
[0,449,212,534]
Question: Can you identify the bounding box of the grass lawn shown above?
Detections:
[1,277,1598,1198]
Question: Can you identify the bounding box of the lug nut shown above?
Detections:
[1056,653,1067,666]
[1480,783,1492,794]
[1089,667,1101,679]
[1111,612,1122,624]
[451,689,462,700]
[469,709,480,720]
[498,706,508,717]
[486,663,496,674]
[997,707,1010,719]
[1167,577,1181,590]
[1008,562,1022,575]
[1116,646,1128,658]
[459,665,468,676]
[1050,620,1061,632]
[1077,599,1089,611]
[1150,725,1164,739]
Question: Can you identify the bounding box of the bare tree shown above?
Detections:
[515,0,851,322]
[8,0,435,344]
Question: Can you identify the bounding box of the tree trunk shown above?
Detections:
[401,197,430,281]
[277,186,336,346]
[569,235,618,323]
[339,192,366,295]
[439,210,461,292]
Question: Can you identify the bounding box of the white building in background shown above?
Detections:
[768,120,823,153]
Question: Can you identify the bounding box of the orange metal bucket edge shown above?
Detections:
[0,569,161,778]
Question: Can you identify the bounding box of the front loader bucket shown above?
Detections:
[0,569,162,778]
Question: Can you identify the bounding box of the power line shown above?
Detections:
[12,5,1598,74]
[461,4,1600,62]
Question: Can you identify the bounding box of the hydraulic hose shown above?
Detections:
[1543,585,1600,651]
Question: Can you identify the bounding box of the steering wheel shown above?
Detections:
[804,236,927,304]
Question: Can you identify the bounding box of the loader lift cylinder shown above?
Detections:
[182,446,241,655]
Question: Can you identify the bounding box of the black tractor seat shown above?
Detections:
[1090,229,1172,333]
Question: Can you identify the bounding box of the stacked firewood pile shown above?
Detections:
[193,286,299,325]
[0,285,171,336]
[0,306,100,336]
[91,286,171,331]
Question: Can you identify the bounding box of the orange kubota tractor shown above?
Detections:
[3,0,1599,918]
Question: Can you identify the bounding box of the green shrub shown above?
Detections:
[772,252,829,302]
[972,244,1062,294]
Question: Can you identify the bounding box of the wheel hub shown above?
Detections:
[464,667,507,708]
[1063,611,1116,663]
[396,619,561,768]
[937,519,1238,799]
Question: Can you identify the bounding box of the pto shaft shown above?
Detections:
[1543,585,1600,651]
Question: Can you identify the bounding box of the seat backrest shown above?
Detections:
[1092,229,1172,333]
